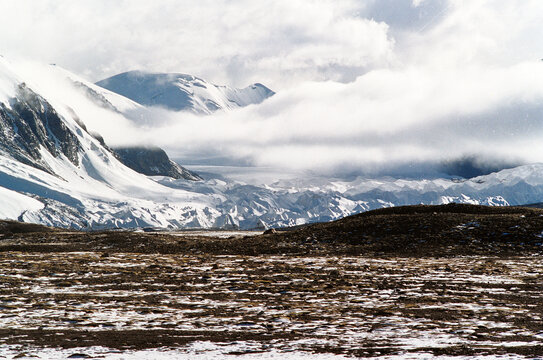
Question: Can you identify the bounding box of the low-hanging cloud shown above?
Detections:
[100,0,543,177]
[108,61,543,177]
[4,0,543,179]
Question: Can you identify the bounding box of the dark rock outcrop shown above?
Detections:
[0,83,82,174]
[113,146,201,181]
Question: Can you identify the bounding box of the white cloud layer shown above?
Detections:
[0,0,396,89]
[2,0,543,177]
[124,61,543,176]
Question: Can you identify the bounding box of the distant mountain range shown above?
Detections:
[96,71,274,114]
[2,57,543,230]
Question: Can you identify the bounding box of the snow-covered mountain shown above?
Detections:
[96,71,274,114]
[152,170,516,229]
[0,57,222,228]
[7,62,200,181]
[2,57,543,230]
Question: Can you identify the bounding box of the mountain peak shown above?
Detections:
[95,71,274,114]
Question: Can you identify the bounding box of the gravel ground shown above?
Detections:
[0,252,542,358]
[1,204,543,358]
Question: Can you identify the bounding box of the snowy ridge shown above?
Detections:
[48,64,144,115]
[95,71,275,114]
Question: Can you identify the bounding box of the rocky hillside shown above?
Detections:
[0,83,81,174]
[264,203,543,256]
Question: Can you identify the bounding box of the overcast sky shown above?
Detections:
[2,0,543,177]
[4,0,541,89]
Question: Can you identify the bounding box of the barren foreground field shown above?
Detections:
[1,253,543,358]
[1,204,543,358]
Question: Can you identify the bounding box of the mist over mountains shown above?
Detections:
[1,55,543,230]
[2,0,543,231]
[3,4,543,360]
[5,1,543,181]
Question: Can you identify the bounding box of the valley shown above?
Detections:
[3,2,543,359]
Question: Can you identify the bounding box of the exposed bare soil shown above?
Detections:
[1,204,543,357]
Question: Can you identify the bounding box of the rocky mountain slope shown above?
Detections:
[113,146,201,181]
[0,82,80,175]
[96,71,274,114]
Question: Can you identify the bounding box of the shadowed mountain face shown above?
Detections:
[96,71,274,114]
[0,84,81,175]
[113,146,202,181]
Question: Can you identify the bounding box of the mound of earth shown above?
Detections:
[0,220,57,234]
[264,203,543,256]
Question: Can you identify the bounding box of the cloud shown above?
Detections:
[0,0,395,89]
[401,0,543,68]
[3,1,543,179]
[127,61,543,177]
[92,0,543,177]
[362,0,450,33]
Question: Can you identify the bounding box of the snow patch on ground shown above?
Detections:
[0,345,353,360]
